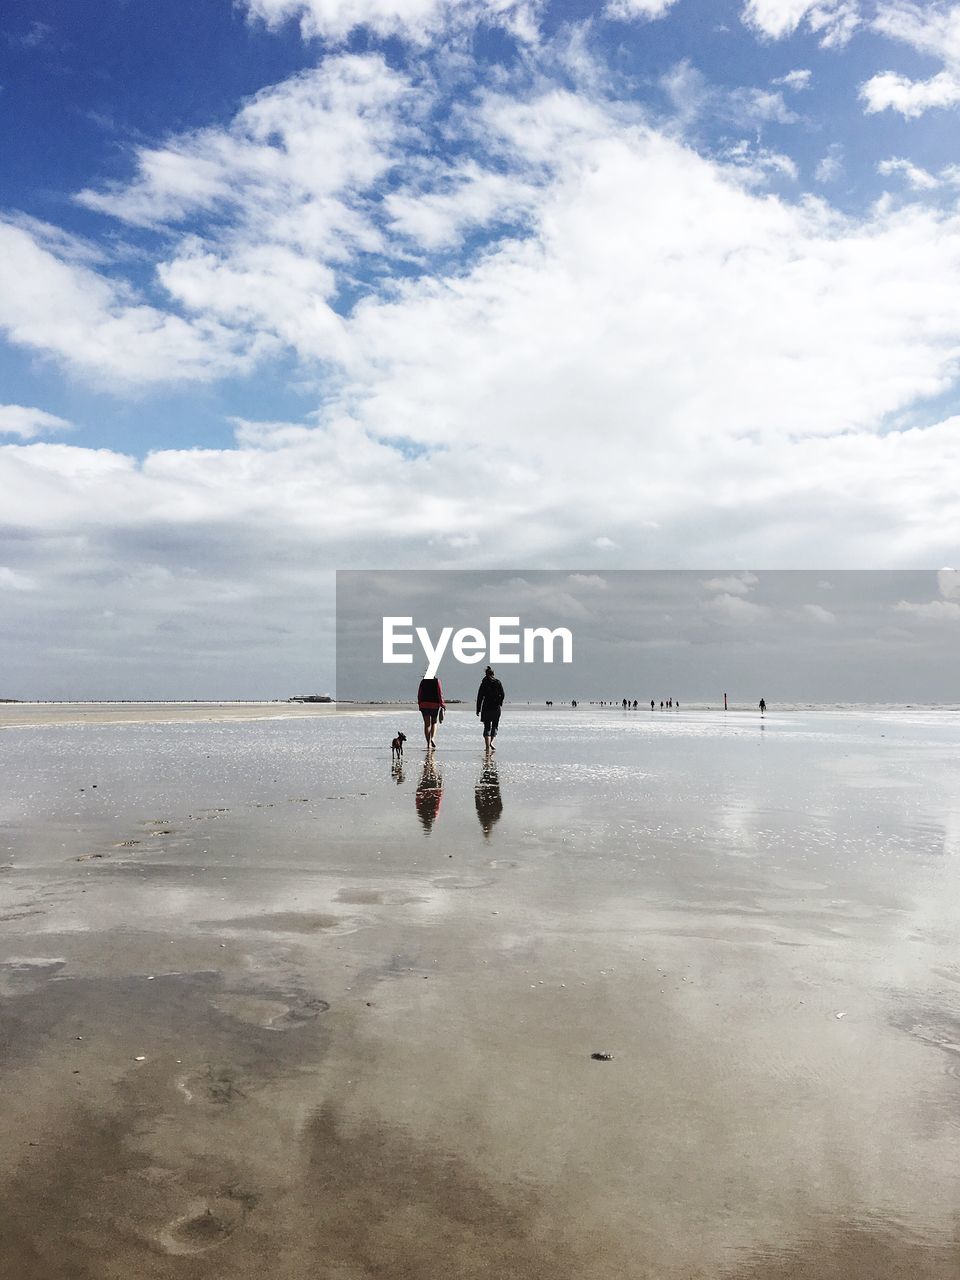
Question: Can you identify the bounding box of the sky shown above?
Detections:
[336,569,960,701]
[1,0,960,697]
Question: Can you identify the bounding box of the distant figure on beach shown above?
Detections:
[632,699,638,709]
[476,665,505,752]
[475,758,503,837]
[417,673,445,750]
[660,700,664,710]
[650,700,654,710]
[759,697,766,716]
[622,698,628,709]
[415,755,443,832]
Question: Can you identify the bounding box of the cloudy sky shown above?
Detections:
[337,569,960,701]
[1,0,959,697]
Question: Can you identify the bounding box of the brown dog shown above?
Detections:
[391,731,407,760]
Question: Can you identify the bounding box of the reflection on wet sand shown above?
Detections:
[475,759,503,838]
[414,754,443,832]
[2,706,960,1277]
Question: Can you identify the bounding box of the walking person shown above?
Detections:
[476,665,505,752]
[417,671,445,750]
[759,697,766,717]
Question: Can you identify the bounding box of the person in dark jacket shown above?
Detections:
[476,665,505,752]
[417,674,446,750]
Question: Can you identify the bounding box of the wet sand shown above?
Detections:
[1,704,959,1277]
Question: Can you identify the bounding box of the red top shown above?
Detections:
[417,677,445,710]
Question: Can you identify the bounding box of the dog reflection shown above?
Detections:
[391,761,405,785]
[415,756,443,833]
[474,759,503,838]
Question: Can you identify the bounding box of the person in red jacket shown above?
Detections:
[417,673,446,750]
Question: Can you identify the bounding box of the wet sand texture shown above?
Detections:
[1,704,959,1276]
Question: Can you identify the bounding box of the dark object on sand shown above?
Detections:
[590,1052,614,1061]
[391,731,406,760]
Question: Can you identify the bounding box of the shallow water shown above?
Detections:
[1,704,959,1277]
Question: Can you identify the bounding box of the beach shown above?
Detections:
[1,702,959,1277]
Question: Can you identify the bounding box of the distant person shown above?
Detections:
[650,700,654,710]
[476,665,505,751]
[759,697,766,717]
[415,755,443,832]
[660,700,664,710]
[475,758,503,838]
[622,698,628,709]
[632,699,638,709]
[417,672,445,750]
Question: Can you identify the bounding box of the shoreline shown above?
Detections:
[0,701,394,730]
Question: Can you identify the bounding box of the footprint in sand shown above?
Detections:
[211,991,330,1031]
[176,1064,247,1107]
[0,957,66,996]
[335,888,428,907]
[431,875,496,891]
[157,1194,249,1256]
[202,911,360,936]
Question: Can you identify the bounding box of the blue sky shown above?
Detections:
[1,0,959,695]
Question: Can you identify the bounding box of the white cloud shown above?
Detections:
[894,599,960,621]
[720,140,799,183]
[874,1,960,63]
[707,592,768,623]
[242,0,543,44]
[77,55,406,235]
[384,161,541,250]
[662,60,800,131]
[937,568,960,598]
[862,3,960,118]
[861,69,960,117]
[0,220,259,386]
[814,142,844,183]
[877,157,939,190]
[703,574,759,596]
[803,602,837,623]
[604,0,680,20]
[0,566,38,592]
[741,0,860,47]
[773,68,813,89]
[0,404,72,440]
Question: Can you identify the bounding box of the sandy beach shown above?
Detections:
[2,703,959,1277]
[0,701,387,730]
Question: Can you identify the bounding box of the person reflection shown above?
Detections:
[415,755,443,833]
[475,759,503,839]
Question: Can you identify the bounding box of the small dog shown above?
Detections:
[391,731,407,760]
